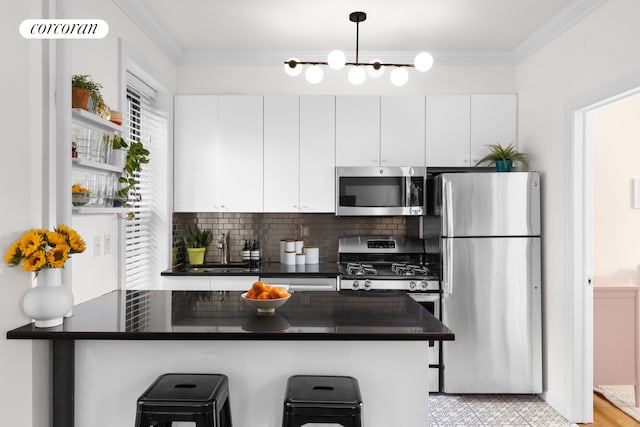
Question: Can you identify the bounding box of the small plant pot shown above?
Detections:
[72,87,91,110]
[186,247,206,265]
[495,160,513,172]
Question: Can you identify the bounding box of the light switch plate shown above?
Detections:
[634,178,640,209]
[103,234,111,255]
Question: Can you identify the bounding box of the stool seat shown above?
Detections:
[135,373,232,427]
[283,375,363,427]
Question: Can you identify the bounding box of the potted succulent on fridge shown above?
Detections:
[474,142,528,172]
[183,225,212,265]
[71,74,103,112]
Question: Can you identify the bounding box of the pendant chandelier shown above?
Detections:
[283,11,433,86]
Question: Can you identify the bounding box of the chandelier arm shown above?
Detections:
[284,61,415,68]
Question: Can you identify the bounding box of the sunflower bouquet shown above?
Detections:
[4,225,86,275]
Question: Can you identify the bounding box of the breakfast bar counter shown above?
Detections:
[7,290,453,427]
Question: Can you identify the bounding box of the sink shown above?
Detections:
[188,263,256,273]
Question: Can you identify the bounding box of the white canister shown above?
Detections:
[296,253,306,265]
[304,246,319,264]
[284,240,296,253]
[284,251,296,265]
[295,240,304,254]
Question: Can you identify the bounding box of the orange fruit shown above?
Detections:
[245,290,256,299]
[270,287,289,299]
[257,291,271,300]
[251,281,268,294]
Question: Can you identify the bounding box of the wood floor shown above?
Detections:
[577,392,639,427]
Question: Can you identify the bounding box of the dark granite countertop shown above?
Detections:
[6,290,454,342]
[161,262,340,278]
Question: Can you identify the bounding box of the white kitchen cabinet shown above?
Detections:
[426,95,471,167]
[380,96,425,166]
[299,96,335,212]
[264,96,300,212]
[425,94,517,168]
[336,96,380,166]
[174,95,219,212]
[216,95,264,212]
[470,94,517,165]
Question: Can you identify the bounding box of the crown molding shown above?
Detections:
[512,0,608,64]
[179,50,515,67]
[112,0,182,64]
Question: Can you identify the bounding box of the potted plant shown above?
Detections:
[115,140,150,210]
[475,142,528,172]
[109,135,128,169]
[183,225,213,265]
[72,74,103,112]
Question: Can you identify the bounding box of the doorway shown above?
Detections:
[570,77,640,422]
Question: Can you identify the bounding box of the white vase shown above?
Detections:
[22,269,74,328]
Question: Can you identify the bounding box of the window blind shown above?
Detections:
[124,79,168,290]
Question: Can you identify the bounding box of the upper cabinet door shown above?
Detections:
[336,96,380,166]
[380,96,425,166]
[264,96,300,212]
[217,95,263,212]
[470,94,517,166]
[174,95,219,212]
[300,96,336,212]
[426,95,471,167]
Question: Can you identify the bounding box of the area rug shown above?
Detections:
[594,385,640,422]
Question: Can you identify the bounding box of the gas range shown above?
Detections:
[338,236,440,292]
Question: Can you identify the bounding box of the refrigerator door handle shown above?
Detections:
[443,239,453,295]
[444,180,454,236]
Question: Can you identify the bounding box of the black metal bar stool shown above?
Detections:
[135,373,232,427]
[282,375,363,427]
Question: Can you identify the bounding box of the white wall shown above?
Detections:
[592,93,640,284]
[516,0,640,420]
[0,2,48,426]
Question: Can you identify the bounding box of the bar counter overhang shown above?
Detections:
[7,290,454,427]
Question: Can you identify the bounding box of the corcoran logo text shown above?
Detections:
[19,19,109,39]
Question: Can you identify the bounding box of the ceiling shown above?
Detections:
[121,0,602,64]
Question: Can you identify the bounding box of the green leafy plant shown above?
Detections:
[117,140,150,203]
[112,135,128,150]
[183,225,213,248]
[474,143,528,168]
[71,74,103,112]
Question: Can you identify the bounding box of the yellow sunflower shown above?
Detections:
[19,230,45,257]
[4,241,21,266]
[68,233,86,253]
[47,244,69,268]
[56,224,72,235]
[22,250,47,272]
[46,230,68,247]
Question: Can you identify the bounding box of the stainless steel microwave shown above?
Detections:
[335,166,427,216]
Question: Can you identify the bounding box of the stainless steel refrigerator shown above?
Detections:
[434,172,542,393]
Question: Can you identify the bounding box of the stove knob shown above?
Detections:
[409,281,417,290]
[420,281,429,290]
[352,280,360,289]
[364,279,372,289]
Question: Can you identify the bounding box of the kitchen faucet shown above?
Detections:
[217,232,229,264]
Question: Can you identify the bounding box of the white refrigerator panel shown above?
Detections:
[437,172,540,237]
[442,236,542,393]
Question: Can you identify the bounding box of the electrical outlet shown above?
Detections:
[93,235,101,257]
[103,234,111,255]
